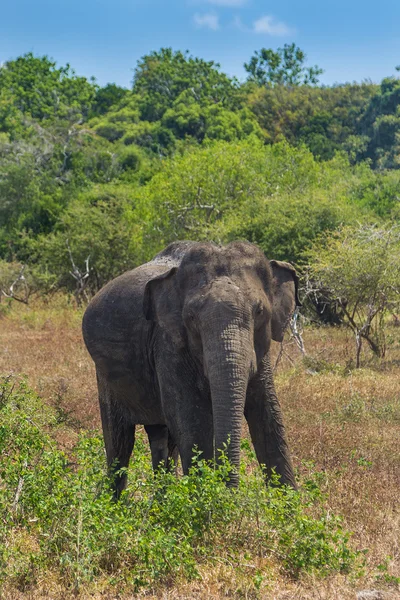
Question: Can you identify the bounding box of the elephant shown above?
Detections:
[82,241,300,498]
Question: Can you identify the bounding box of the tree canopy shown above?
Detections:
[1,46,400,300]
[0,53,97,124]
[244,44,323,87]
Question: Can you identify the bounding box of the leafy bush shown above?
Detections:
[31,184,139,293]
[307,224,400,366]
[216,190,358,264]
[135,140,366,263]
[246,81,377,155]
[132,48,240,122]
[348,164,400,217]
[0,376,360,595]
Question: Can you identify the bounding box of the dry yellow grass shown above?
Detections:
[0,298,399,599]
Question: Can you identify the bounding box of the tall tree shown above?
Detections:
[132,48,240,121]
[359,75,400,168]
[91,83,129,116]
[0,53,97,122]
[244,43,323,87]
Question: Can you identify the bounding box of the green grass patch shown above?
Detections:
[0,375,361,595]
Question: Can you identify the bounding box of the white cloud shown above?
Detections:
[193,12,220,30]
[253,15,290,36]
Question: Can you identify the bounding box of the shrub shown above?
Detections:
[135,140,325,259]
[307,224,400,366]
[215,190,358,264]
[31,184,139,293]
[0,376,360,595]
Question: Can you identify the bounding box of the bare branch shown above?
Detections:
[12,459,27,513]
[289,308,306,356]
[273,309,306,372]
[66,240,90,306]
[1,265,31,304]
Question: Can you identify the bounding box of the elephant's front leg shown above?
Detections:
[156,352,213,475]
[245,354,297,490]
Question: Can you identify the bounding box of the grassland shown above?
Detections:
[0,297,399,599]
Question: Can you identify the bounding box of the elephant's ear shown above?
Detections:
[143,267,185,346]
[270,260,301,343]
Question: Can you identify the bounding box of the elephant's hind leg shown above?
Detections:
[168,430,179,475]
[96,369,136,499]
[145,425,179,474]
[145,424,169,471]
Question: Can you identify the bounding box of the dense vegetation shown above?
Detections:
[0,375,359,594]
[1,46,400,302]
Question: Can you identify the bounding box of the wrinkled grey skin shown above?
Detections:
[82,241,300,497]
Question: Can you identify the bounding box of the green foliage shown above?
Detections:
[3,138,382,294]
[32,185,138,292]
[359,77,400,168]
[347,164,400,217]
[204,105,263,142]
[0,121,128,259]
[0,261,41,305]
[89,92,180,155]
[0,376,360,594]
[247,82,377,160]
[161,94,263,144]
[135,140,365,263]
[0,91,25,139]
[91,65,257,151]
[219,190,357,265]
[134,139,273,257]
[307,224,400,365]
[308,224,400,312]
[132,48,240,121]
[0,146,66,254]
[0,53,97,123]
[90,83,129,117]
[1,48,400,299]
[244,44,323,87]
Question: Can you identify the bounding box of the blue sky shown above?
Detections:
[1,0,400,88]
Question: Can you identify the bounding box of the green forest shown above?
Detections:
[1,44,400,301]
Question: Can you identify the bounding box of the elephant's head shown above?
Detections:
[143,242,300,483]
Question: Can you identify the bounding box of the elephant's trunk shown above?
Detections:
[203,320,253,487]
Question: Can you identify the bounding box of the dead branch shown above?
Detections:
[273,309,306,372]
[1,265,31,304]
[289,307,306,356]
[12,459,27,513]
[66,241,90,306]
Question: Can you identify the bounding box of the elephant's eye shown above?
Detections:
[186,310,196,323]
[255,302,264,316]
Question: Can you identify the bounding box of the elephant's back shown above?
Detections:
[82,263,168,364]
